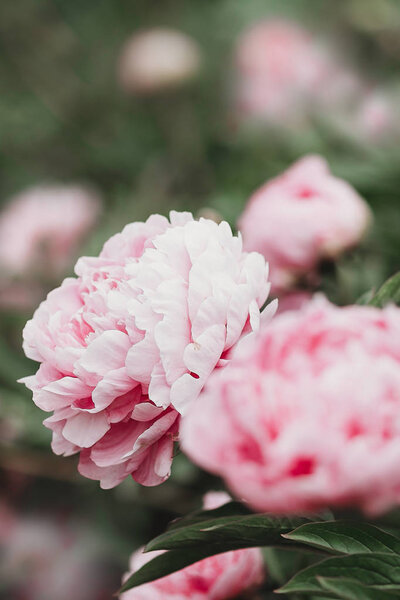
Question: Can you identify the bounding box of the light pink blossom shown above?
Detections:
[118,29,201,95]
[21,211,272,488]
[0,185,101,278]
[238,156,371,292]
[120,493,264,600]
[182,297,400,515]
[235,20,360,124]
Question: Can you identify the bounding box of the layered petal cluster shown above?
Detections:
[120,493,264,600]
[235,20,360,124]
[0,185,100,278]
[21,211,271,488]
[182,297,400,515]
[238,156,371,292]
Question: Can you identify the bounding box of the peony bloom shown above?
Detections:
[238,155,371,293]
[21,211,272,488]
[234,20,360,124]
[0,185,101,279]
[118,29,201,95]
[182,297,400,515]
[120,493,264,600]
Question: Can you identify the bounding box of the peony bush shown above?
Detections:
[17,174,400,598]
[20,211,272,487]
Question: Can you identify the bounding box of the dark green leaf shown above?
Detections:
[283,521,400,556]
[318,577,400,600]
[120,513,312,593]
[277,553,400,596]
[368,272,400,308]
[262,547,323,586]
[145,513,310,552]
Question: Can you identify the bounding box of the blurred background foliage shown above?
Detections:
[0,0,399,598]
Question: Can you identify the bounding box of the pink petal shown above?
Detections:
[62,412,110,448]
[74,330,131,386]
[35,377,93,411]
[125,333,158,385]
[132,410,178,454]
[78,451,130,489]
[131,402,165,421]
[90,421,148,467]
[148,362,171,408]
[90,367,136,413]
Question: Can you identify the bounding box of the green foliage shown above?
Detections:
[146,507,310,552]
[283,521,400,555]
[368,272,400,308]
[277,553,400,596]
[121,510,400,597]
[318,578,400,600]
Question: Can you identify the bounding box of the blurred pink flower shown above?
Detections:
[120,493,264,599]
[0,280,45,312]
[235,20,360,124]
[21,211,273,488]
[238,155,371,293]
[118,29,201,95]
[356,90,397,142]
[0,511,114,600]
[182,297,400,515]
[0,185,101,279]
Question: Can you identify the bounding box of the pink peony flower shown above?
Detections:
[0,185,101,278]
[182,297,400,515]
[21,211,272,488]
[118,29,201,95]
[235,20,360,124]
[238,155,371,293]
[120,493,264,600]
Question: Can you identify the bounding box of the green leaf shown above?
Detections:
[318,577,400,600]
[145,513,310,552]
[119,512,312,593]
[277,553,400,596]
[368,272,400,308]
[262,547,324,587]
[356,289,375,306]
[283,521,400,556]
